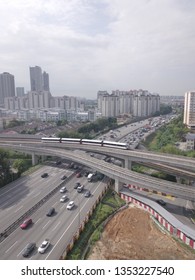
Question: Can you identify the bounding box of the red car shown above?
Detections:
[20,218,32,229]
[76,172,81,178]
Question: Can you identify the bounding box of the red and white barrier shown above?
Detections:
[121,193,195,250]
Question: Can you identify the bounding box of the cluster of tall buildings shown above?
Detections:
[0,66,50,107]
[29,66,50,92]
[97,90,160,118]
[0,66,83,111]
[0,66,164,123]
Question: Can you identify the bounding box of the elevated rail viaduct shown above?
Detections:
[0,143,195,202]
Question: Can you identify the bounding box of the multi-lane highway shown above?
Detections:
[0,164,73,232]
[0,163,107,259]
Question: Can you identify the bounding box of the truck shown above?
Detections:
[87,173,94,182]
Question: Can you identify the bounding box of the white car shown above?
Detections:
[60,195,68,202]
[67,201,74,210]
[77,185,84,193]
[60,186,67,193]
[38,239,50,253]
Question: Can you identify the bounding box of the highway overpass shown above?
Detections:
[0,143,195,202]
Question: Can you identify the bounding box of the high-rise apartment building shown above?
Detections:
[97,91,109,112]
[28,91,52,109]
[98,89,160,117]
[184,91,195,129]
[29,66,43,91]
[42,71,50,91]
[29,66,50,93]
[0,72,15,106]
[16,87,25,97]
[101,94,120,117]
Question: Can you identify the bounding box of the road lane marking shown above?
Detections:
[0,177,32,198]
[17,248,24,257]
[2,202,12,208]
[42,220,51,229]
[14,205,23,213]
[27,190,35,197]
[52,221,61,232]
[52,202,57,207]
[33,191,41,198]
[6,205,14,211]
[35,218,41,224]
[60,204,66,210]
[5,241,18,253]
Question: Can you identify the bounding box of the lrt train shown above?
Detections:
[41,137,129,150]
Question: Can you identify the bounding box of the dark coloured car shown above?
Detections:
[68,162,74,168]
[104,157,111,162]
[74,182,81,189]
[46,207,55,217]
[156,199,166,206]
[20,218,32,229]
[56,161,61,165]
[41,173,48,178]
[84,190,91,197]
[96,173,104,180]
[73,164,79,170]
[61,175,67,180]
[84,171,89,177]
[22,242,36,257]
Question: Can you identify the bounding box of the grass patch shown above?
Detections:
[90,225,104,244]
[65,189,126,260]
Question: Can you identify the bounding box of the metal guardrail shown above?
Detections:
[0,172,76,243]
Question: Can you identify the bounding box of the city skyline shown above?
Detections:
[0,0,195,98]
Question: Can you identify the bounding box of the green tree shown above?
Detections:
[12,159,27,174]
[0,149,11,187]
[146,114,191,156]
[5,119,25,128]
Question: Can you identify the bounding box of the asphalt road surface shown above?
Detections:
[0,164,107,260]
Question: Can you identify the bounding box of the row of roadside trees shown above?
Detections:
[144,114,195,157]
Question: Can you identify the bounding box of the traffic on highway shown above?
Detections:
[0,162,107,260]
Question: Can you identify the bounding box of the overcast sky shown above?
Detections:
[0,0,195,98]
